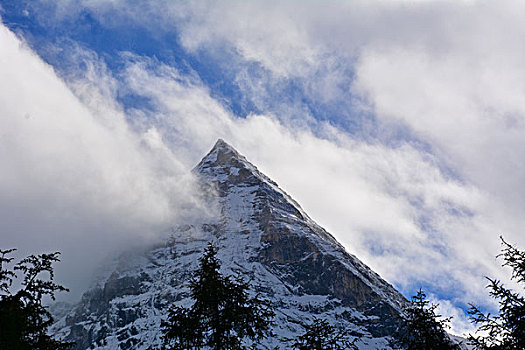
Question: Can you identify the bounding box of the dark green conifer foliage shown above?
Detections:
[290,317,357,350]
[468,237,525,349]
[0,248,73,350]
[393,289,460,350]
[161,243,274,350]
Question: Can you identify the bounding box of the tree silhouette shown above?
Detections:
[161,243,274,350]
[290,317,358,350]
[468,237,525,349]
[0,248,73,349]
[393,289,460,350]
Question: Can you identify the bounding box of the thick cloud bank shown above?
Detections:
[0,25,208,298]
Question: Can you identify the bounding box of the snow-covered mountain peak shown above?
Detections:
[54,140,411,349]
[195,139,277,189]
[196,138,249,173]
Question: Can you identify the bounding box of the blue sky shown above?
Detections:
[2,0,525,335]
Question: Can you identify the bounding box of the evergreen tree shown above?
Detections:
[290,317,358,350]
[468,237,525,349]
[161,243,274,350]
[0,248,73,350]
[393,289,460,350]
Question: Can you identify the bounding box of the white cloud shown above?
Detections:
[430,294,477,337]
[0,24,209,299]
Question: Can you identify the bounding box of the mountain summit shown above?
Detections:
[196,138,283,194]
[197,138,248,170]
[54,139,408,349]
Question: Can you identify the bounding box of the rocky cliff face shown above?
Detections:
[53,139,408,349]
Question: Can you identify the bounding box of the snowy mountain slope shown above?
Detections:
[53,139,408,349]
